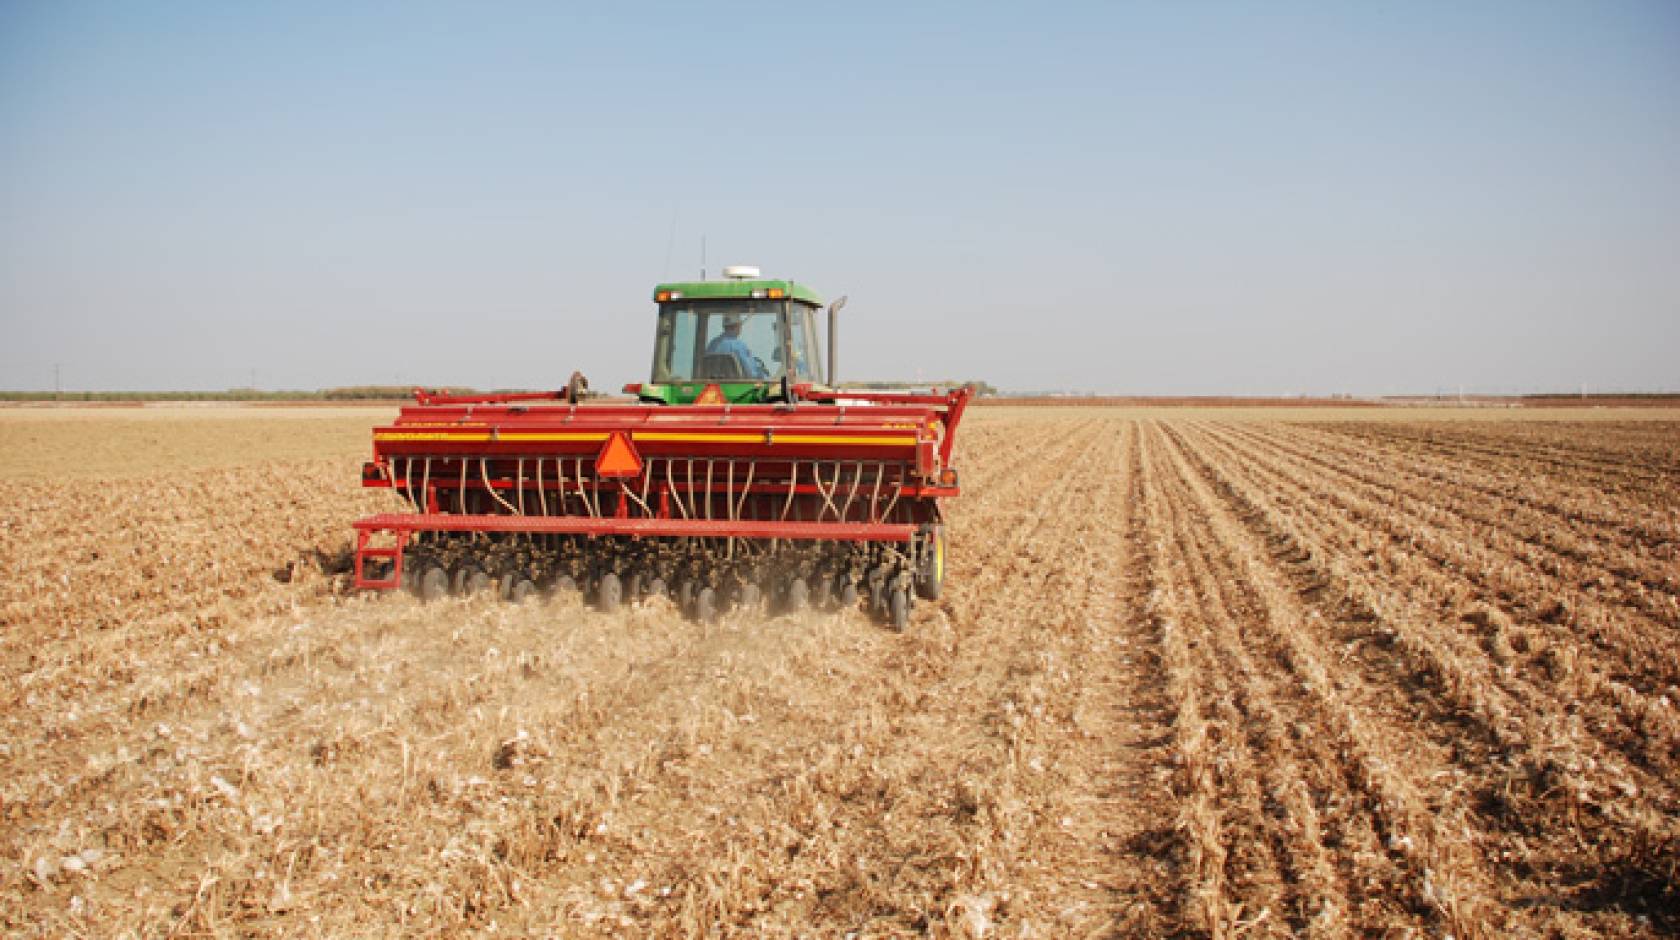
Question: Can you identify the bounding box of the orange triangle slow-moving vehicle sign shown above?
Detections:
[693,383,726,405]
[595,431,643,479]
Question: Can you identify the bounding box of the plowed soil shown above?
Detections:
[3,406,1677,938]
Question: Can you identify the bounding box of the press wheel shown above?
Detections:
[464,568,490,595]
[597,572,623,612]
[889,587,910,633]
[695,586,718,624]
[738,582,762,611]
[785,578,809,612]
[419,566,449,602]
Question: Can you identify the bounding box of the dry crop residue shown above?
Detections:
[2,406,1677,937]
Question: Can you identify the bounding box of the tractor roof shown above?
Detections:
[653,278,824,307]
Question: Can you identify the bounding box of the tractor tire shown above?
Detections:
[916,527,946,601]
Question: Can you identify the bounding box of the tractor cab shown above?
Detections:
[634,266,830,405]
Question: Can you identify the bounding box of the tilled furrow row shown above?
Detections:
[1194,420,1680,774]
[1381,421,1680,486]
[1072,420,1183,935]
[945,419,1177,935]
[1164,423,1677,935]
[1442,422,1680,483]
[1137,424,1233,936]
[1294,422,1679,560]
[1324,423,1680,516]
[1144,424,1367,938]
[1210,422,1680,707]
[1158,423,1514,937]
[1250,422,1680,623]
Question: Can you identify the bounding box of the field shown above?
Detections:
[2,405,1677,937]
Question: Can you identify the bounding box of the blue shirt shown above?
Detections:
[705,333,767,378]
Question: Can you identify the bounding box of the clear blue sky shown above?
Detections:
[2,1,1676,394]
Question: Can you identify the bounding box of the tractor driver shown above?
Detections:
[706,314,768,379]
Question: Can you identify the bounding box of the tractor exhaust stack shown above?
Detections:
[827,294,847,386]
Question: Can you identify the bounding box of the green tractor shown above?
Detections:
[627,265,844,405]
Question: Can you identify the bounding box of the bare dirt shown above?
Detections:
[2,406,1677,937]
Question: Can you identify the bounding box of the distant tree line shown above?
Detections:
[1520,392,1680,401]
[1,380,1004,402]
[0,386,432,402]
[842,380,998,396]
